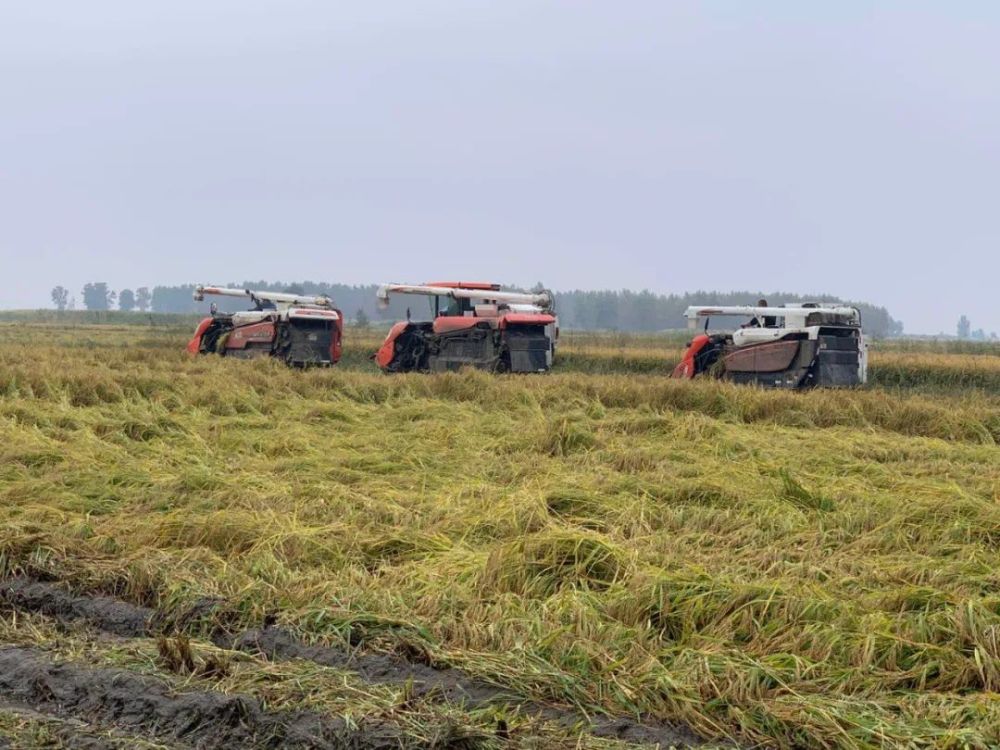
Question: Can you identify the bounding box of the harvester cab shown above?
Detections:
[373,282,558,373]
[187,285,343,367]
[672,304,868,388]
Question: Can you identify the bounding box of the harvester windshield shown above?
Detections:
[433,295,463,318]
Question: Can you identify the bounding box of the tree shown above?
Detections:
[151,285,198,313]
[51,285,69,311]
[957,315,971,339]
[283,283,305,295]
[82,282,116,311]
[355,308,370,328]
[118,288,136,311]
[135,287,151,312]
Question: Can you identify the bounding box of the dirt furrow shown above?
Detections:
[0,700,172,749]
[0,646,475,750]
[1,578,708,748]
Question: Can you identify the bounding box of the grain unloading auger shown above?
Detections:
[187,285,344,366]
[373,282,558,373]
[672,304,868,388]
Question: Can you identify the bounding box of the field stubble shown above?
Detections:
[1,321,1000,748]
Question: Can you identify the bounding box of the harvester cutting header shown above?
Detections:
[187,285,343,366]
[374,282,558,373]
[672,303,867,388]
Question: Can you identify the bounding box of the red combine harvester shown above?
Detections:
[374,282,558,373]
[187,285,343,366]
[672,304,868,388]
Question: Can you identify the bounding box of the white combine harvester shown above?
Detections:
[672,304,868,388]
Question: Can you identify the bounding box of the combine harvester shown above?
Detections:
[672,303,868,388]
[374,282,558,373]
[187,285,343,366]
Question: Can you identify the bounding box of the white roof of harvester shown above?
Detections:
[193,285,334,309]
[375,283,553,311]
[683,304,860,329]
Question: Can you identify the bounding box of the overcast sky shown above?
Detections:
[1,2,997,334]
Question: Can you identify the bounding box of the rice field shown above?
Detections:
[1,318,999,748]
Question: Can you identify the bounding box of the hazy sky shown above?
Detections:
[1,2,997,334]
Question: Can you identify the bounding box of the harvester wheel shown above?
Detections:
[275,325,293,364]
[493,349,511,373]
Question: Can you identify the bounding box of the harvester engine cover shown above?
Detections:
[672,304,868,388]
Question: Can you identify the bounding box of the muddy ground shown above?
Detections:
[0,578,710,749]
[0,646,451,750]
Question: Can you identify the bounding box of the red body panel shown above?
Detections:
[376,321,411,368]
[187,318,213,354]
[331,311,344,363]
[499,313,556,328]
[432,316,494,334]
[672,334,710,379]
[225,322,276,349]
[290,308,337,319]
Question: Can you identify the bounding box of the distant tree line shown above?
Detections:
[956,315,997,341]
[50,283,151,313]
[554,289,903,337]
[52,281,905,337]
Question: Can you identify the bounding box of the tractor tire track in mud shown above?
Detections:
[0,647,461,750]
[0,701,127,750]
[2,578,708,749]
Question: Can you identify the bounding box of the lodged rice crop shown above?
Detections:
[1,320,999,748]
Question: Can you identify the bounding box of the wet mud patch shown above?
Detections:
[1,579,152,637]
[0,647,479,750]
[233,626,508,704]
[0,700,166,750]
[230,628,709,748]
[0,579,503,702]
[2,578,709,748]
